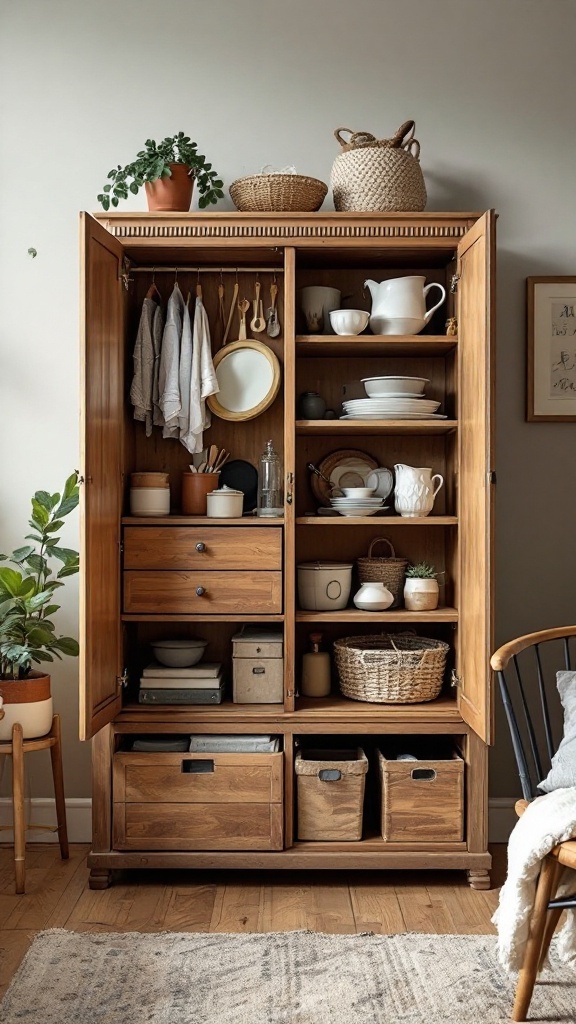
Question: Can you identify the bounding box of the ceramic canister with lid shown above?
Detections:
[206,486,244,518]
[130,472,170,516]
[297,562,353,611]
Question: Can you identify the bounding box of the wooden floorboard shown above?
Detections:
[0,843,507,999]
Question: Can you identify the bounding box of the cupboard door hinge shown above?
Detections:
[450,272,460,293]
[286,471,294,506]
[286,688,299,698]
[451,670,462,689]
[488,470,497,485]
[116,668,129,691]
[120,258,133,291]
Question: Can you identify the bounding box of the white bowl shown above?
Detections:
[369,316,427,335]
[362,376,428,397]
[151,639,208,667]
[329,309,370,336]
[341,487,376,498]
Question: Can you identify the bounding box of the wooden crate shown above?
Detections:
[378,748,464,842]
[295,748,368,841]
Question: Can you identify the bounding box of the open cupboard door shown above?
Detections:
[455,211,496,744]
[79,214,126,740]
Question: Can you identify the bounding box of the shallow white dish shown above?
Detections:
[331,498,383,506]
[366,468,394,500]
[329,309,370,336]
[362,376,429,397]
[344,398,440,411]
[340,413,448,420]
[341,487,376,498]
[151,639,208,668]
[330,459,376,490]
[336,507,382,517]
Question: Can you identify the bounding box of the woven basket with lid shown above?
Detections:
[330,120,427,212]
[334,634,449,704]
[357,537,408,608]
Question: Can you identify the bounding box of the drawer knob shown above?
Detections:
[195,542,206,553]
[196,586,206,597]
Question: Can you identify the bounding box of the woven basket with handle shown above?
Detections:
[330,120,427,212]
[357,537,408,607]
[334,634,449,704]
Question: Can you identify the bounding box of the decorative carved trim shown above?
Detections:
[94,213,480,242]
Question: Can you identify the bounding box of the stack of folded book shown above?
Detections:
[138,662,224,704]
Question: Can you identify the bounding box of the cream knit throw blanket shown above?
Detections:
[492,787,576,973]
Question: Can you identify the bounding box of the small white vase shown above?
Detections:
[404,578,439,611]
[353,581,394,611]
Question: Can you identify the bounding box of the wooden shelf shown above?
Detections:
[122,516,283,526]
[296,515,457,526]
[296,419,457,435]
[295,607,458,623]
[294,694,462,722]
[296,334,457,357]
[121,614,285,623]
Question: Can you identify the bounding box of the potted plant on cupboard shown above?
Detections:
[0,472,80,740]
[403,562,441,612]
[97,132,224,212]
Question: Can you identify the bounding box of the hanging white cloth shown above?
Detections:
[179,295,219,454]
[130,294,164,436]
[492,787,576,974]
[158,284,187,439]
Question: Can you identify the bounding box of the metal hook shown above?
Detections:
[174,267,179,284]
[152,266,156,286]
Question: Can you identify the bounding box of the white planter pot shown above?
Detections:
[403,578,439,611]
[0,674,53,740]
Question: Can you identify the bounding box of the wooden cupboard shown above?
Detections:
[80,210,495,889]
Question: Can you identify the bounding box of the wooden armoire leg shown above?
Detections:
[12,723,26,895]
[467,869,491,890]
[49,714,69,860]
[89,868,112,890]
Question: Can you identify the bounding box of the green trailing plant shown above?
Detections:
[405,562,439,579]
[0,473,80,680]
[97,133,224,211]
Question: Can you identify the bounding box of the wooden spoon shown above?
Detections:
[238,298,250,340]
[222,282,239,346]
[250,281,266,333]
[206,444,219,471]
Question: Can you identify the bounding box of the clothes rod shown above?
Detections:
[129,266,285,274]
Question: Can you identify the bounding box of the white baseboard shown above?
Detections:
[0,797,92,844]
[0,797,517,847]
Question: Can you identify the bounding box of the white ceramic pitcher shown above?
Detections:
[394,464,444,518]
[364,276,446,334]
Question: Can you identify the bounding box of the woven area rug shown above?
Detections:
[1,929,575,1023]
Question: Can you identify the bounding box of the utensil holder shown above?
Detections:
[181,472,220,515]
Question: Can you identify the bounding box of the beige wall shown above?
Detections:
[0,0,575,800]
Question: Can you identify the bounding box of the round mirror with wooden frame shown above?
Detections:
[207,339,281,421]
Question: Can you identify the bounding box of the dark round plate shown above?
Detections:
[219,459,258,512]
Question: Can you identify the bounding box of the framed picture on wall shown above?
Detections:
[528,276,576,421]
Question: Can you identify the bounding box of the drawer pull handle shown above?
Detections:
[318,769,342,782]
[196,586,206,597]
[195,542,206,552]
[411,768,436,782]
[252,667,266,675]
[182,759,214,774]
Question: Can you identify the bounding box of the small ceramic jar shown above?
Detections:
[353,581,394,611]
[403,578,439,611]
[298,391,326,419]
[206,487,244,518]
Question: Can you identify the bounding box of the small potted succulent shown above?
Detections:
[403,562,442,611]
[97,132,224,213]
[0,473,80,740]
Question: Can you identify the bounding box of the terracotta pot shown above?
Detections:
[181,472,220,515]
[145,164,194,212]
[0,672,53,740]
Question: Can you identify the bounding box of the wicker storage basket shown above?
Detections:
[330,120,427,213]
[357,538,408,608]
[334,634,449,704]
[229,174,328,213]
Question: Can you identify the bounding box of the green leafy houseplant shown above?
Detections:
[405,562,439,579]
[0,473,80,680]
[97,132,224,211]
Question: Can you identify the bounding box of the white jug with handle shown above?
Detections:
[394,464,444,518]
[364,276,446,335]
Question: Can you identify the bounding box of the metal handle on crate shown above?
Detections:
[318,769,342,782]
[252,667,266,675]
[411,768,436,782]
[182,759,214,774]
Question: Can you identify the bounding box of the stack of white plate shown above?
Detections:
[341,397,442,420]
[329,496,387,517]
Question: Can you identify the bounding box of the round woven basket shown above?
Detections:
[229,174,328,213]
[357,538,408,608]
[334,634,449,704]
[330,121,427,213]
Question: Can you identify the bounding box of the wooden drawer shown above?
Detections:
[123,570,283,615]
[378,749,464,842]
[113,752,283,851]
[123,526,282,571]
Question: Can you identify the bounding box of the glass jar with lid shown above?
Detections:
[257,439,283,517]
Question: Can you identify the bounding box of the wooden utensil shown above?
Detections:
[222,282,239,346]
[238,298,250,340]
[250,281,266,333]
[206,444,219,471]
[213,449,229,472]
[267,280,280,337]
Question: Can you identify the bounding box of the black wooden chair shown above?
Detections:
[491,626,576,1021]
